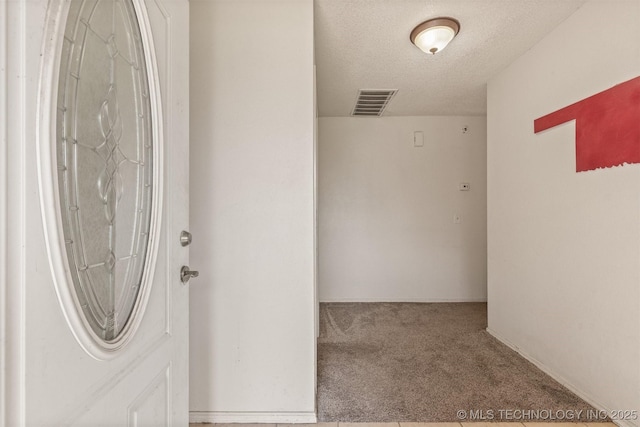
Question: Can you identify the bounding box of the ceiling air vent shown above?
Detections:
[351,89,398,117]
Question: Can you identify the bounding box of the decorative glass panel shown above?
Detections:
[56,0,154,341]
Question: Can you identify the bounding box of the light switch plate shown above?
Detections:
[414,131,424,147]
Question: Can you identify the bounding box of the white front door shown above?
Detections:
[1,0,190,425]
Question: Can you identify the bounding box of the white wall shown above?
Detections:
[487,0,640,423]
[319,116,487,302]
[189,0,316,422]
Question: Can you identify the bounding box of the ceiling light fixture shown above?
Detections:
[410,17,460,55]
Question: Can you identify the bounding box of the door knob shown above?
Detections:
[180,266,199,284]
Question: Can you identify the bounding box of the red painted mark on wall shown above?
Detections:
[534,76,640,172]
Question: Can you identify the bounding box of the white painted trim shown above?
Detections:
[2,0,27,424]
[0,0,7,423]
[320,298,488,303]
[189,411,318,424]
[486,327,637,427]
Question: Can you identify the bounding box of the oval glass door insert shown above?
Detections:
[56,0,154,342]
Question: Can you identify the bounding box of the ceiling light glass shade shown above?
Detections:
[410,18,460,55]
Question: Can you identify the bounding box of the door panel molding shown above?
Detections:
[56,334,171,427]
[127,364,172,427]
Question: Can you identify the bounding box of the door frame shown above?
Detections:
[0,0,6,420]
[1,0,26,424]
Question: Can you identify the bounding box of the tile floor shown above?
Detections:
[190,423,617,427]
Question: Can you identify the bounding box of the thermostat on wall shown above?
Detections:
[459,183,470,191]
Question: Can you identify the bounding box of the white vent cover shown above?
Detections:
[351,89,398,117]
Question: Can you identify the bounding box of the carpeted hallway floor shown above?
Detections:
[317,302,597,422]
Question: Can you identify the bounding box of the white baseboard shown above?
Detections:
[189,411,317,424]
[486,327,638,427]
[319,298,487,303]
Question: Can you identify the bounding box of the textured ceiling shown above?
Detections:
[315,0,586,117]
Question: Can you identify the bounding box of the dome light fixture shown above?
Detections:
[410,17,460,55]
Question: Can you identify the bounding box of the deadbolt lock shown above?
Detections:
[180,230,192,246]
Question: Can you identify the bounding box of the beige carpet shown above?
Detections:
[317,302,597,422]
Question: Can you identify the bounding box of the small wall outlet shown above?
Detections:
[459,183,470,191]
[453,214,461,224]
[414,131,424,147]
